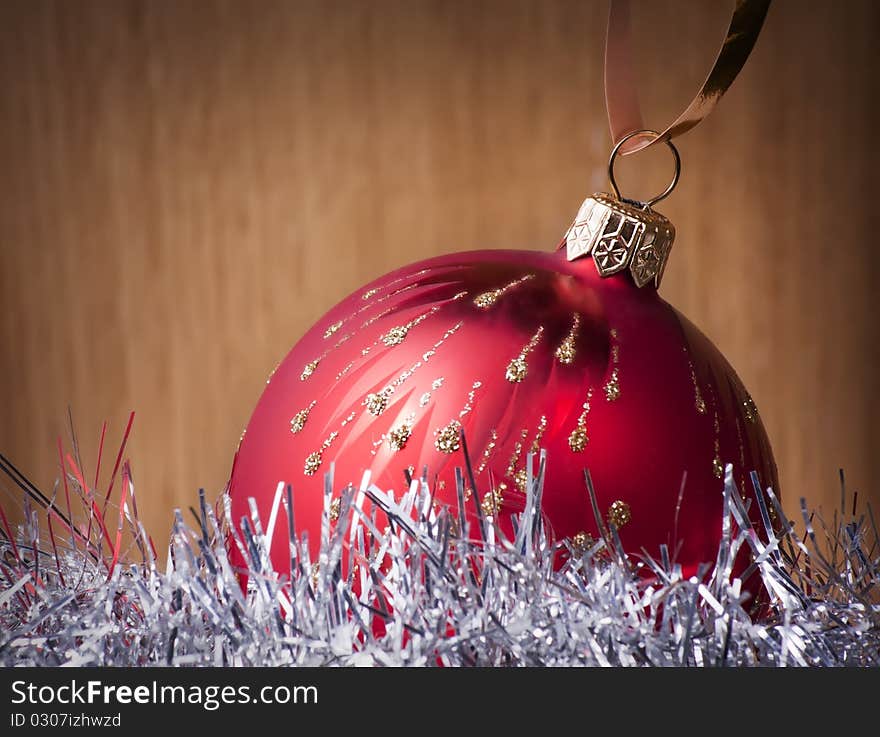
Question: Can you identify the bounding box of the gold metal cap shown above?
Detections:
[564,193,675,289]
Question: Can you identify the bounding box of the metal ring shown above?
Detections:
[607,129,681,207]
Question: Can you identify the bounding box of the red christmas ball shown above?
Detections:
[228,194,777,583]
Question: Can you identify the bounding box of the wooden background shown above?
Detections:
[1,0,877,544]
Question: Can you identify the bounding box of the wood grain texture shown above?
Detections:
[1,0,877,544]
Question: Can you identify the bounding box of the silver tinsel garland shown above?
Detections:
[0,449,878,667]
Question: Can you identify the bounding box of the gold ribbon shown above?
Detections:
[605,0,771,155]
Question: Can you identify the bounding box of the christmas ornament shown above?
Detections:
[5,1,877,670]
[228,0,778,583]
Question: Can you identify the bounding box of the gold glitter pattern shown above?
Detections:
[473,274,535,309]
[266,357,284,385]
[569,388,593,452]
[498,417,549,489]
[604,369,620,401]
[506,428,530,478]
[554,314,581,365]
[481,488,504,516]
[413,372,446,408]
[458,382,483,418]
[304,451,322,476]
[422,322,464,362]
[323,320,343,339]
[370,408,413,457]
[505,356,527,383]
[380,306,441,347]
[604,329,621,401]
[388,423,412,451]
[743,394,758,424]
[571,531,595,555]
[690,364,707,414]
[607,500,632,528]
[364,392,388,416]
[301,329,356,381]
[360,269,431,303]
[713,415,723,478]
[363,323,465,439]
[435,420,462,454]
[530,415,548,453]
[357,281,431,335]
[290,401,317,434]
[477,429,498,475]
[505,327,544,383]
[300,359,320,381]
[301,281,434,375]
[304,425,343,476]
[568,427,588,453]
[382,326,409,346]
[360,304,397,330]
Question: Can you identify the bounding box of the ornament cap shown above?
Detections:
[564,193,675,288]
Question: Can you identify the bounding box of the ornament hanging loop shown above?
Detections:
[608,129,680,208]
